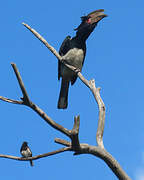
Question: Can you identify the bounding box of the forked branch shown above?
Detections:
[22,22,105,148]
[0,23,131,180]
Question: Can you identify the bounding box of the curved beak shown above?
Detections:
[88,9,107,24]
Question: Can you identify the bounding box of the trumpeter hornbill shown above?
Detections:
[58,9,107,109]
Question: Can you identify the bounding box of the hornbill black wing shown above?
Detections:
[58,36,71,80]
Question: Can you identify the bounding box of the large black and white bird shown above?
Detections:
[20,141,33,166]
[58,9,107,109]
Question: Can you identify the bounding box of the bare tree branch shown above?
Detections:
[0,142,131,180]
[0,96,23,104]
[0,147,71,161]
[22,23,90,86]
[89,80,105,148]
[54,138,71,147]
[0,23,131,180]
[22,23,105,147]
[22,23,62,61]
[11,63,31,105]
[0,63,71,137]
[77,144,131,180]
[21,23,131,180]
[29,102,71,137]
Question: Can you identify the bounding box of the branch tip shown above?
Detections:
[11,62,15,65]
[54,138,71,147]
[10,63,31,105]
[72,115,80,133]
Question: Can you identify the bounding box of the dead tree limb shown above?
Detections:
[22,23,105,148]
[0,147,71,161]
[0,23,131,180]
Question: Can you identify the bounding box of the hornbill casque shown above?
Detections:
[58,9,107,109]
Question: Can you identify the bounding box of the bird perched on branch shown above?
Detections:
[58,9,107,109]
[20,141,33,166]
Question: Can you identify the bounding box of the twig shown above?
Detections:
[0,147,71,161]
[0,96,23,104]
[30,102,71,137]
[54,138,71,147]
[22,23,62,61]
[11,63,31,105]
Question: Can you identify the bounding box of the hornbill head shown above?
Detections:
[75,9,107,40]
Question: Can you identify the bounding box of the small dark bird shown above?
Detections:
[20,141,33,166]
[58,9,107,109]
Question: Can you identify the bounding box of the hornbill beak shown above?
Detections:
[86,9,107,24]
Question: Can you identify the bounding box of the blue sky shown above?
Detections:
[0,0,144,179]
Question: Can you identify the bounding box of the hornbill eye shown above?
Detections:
[86,17,91,24]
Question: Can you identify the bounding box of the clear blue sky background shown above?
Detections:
[0,0,144,180]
